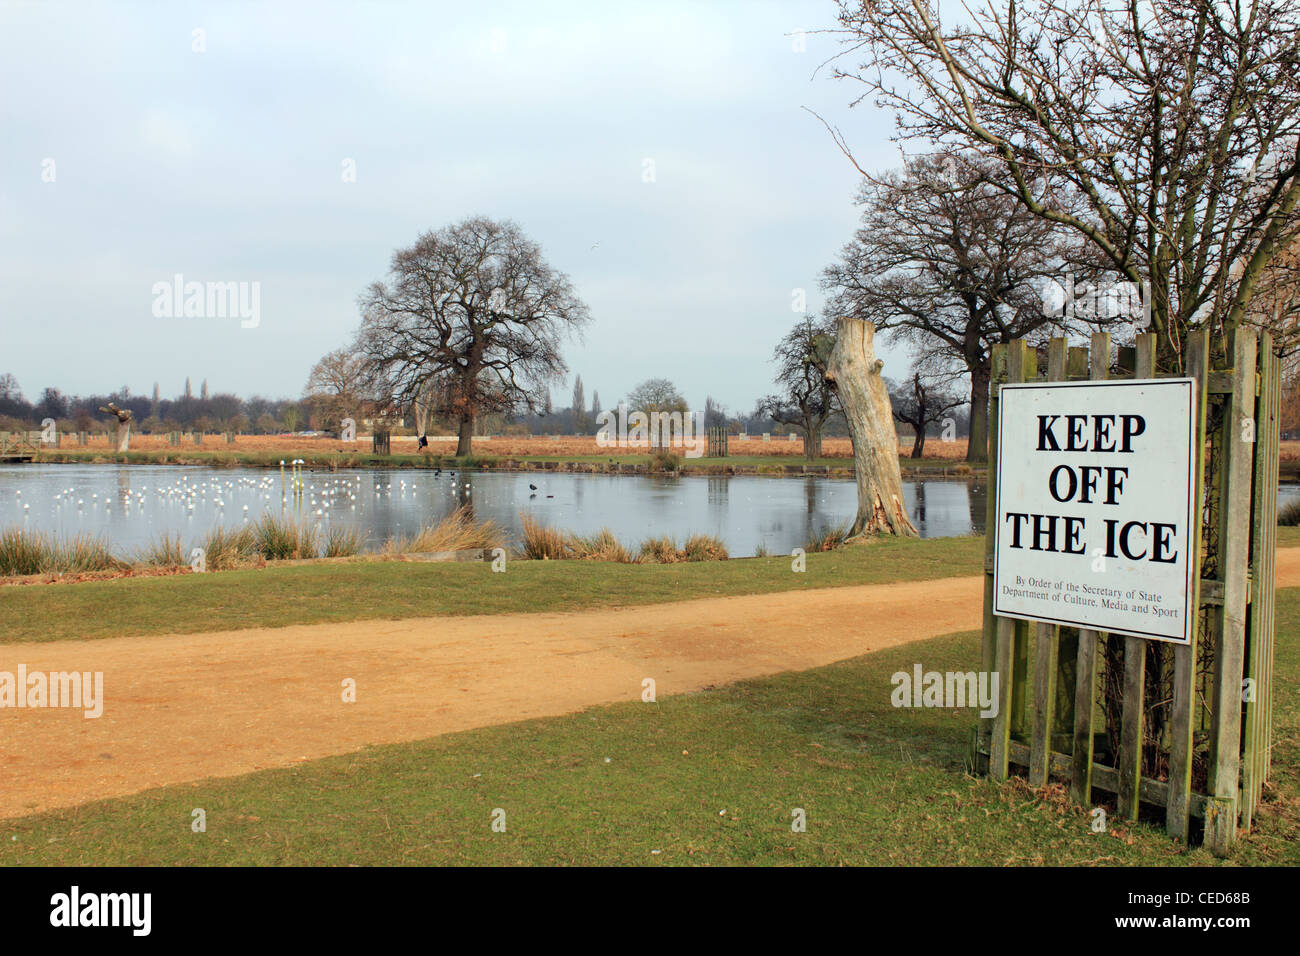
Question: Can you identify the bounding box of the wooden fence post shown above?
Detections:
[1166,330,1209,844]
[1115,333,1157,820]
[1028,338,1068,787]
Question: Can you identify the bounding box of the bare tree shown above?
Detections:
[304,348,367,436]
[823,150,1077,461]
[828,0,1300,368]
[758,315,838,460]
[355,217,590,456]
[888,367,966,459]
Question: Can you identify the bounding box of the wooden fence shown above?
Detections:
[976,329,1279,855]
[706,427,729,458]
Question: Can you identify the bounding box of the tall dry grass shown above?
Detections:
[0,528,123,576]
[520,517,727,564]
[382,505,505,554]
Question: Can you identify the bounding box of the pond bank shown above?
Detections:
[27,447,983,479]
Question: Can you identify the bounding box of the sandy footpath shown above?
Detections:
[2,548,1297,819]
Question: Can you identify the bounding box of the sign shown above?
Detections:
[993,378,1197,644]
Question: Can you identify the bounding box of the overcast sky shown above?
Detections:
[0,0,910,416]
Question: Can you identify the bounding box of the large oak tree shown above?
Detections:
[355,217,590,456]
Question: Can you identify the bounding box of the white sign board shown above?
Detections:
[993,378,1197,644]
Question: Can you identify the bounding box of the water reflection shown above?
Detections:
[0,461,1130,558]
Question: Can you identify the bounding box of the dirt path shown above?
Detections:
[3,550,1298,819]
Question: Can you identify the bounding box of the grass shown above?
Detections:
[566,528,638,563]
[0,534,985,644]
[1279,499,1300,527]
[0,528,123,576]
[134,532,185,568]
[380,506,506,554]
[251,514,320,561]
[805,523,853,553]
[4,585,1297,865]
[517,517,728,564]
[322,525,367,558]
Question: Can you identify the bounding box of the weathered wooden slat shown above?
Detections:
[980,343,1009,768]
[1007,342,1036,740]
[1030,621,1059,787]
[1264,345,1279,779]
[1116,333,1158,820]
[991,616,1016,781]
[1048,339,1078,745]
[1070,629,1098,803]
[1208,371,1236,394]
[1205,331,1257,856]
[1067,346,1089,379]
[1167,329,1209,844]
[1117,638,1146,819]
[1243,335,1279,832]
[1067,333,1112,807]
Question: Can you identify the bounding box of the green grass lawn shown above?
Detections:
[4,587,1296,866]
[0,534,985,644]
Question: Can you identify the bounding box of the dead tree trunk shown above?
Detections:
[99,403,132,453]
[824,318,918,538]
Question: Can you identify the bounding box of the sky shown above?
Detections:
[0,0,911,416]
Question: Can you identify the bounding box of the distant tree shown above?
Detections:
[304,349,367,435]
[572,375,586,434]
[200,379,209,400]
[623,378,687,416]
[888,369,966,459]
[0,373,20,402]
[355,216,590,456]
[184,377,192,399]
[282,404,302,433]
[36,387,68,421]
[591,390,601,421]
[703,395,728,431]
[757,316,837,460]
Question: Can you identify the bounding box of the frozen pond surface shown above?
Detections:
[0,464,994,557]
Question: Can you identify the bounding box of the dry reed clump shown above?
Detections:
[323,524,367,557]
[134,532,186,568]
[0,528,124,576]
[382,505,506,554]
[520,517,727,563]
[804,523,852,553]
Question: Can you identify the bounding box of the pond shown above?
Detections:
[0,463,991,558]
[1,464,1293,559]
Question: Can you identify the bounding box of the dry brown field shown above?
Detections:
[44,432,974,460]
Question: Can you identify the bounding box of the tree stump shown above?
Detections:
[98,402,133,453]
[824,317,918,537]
